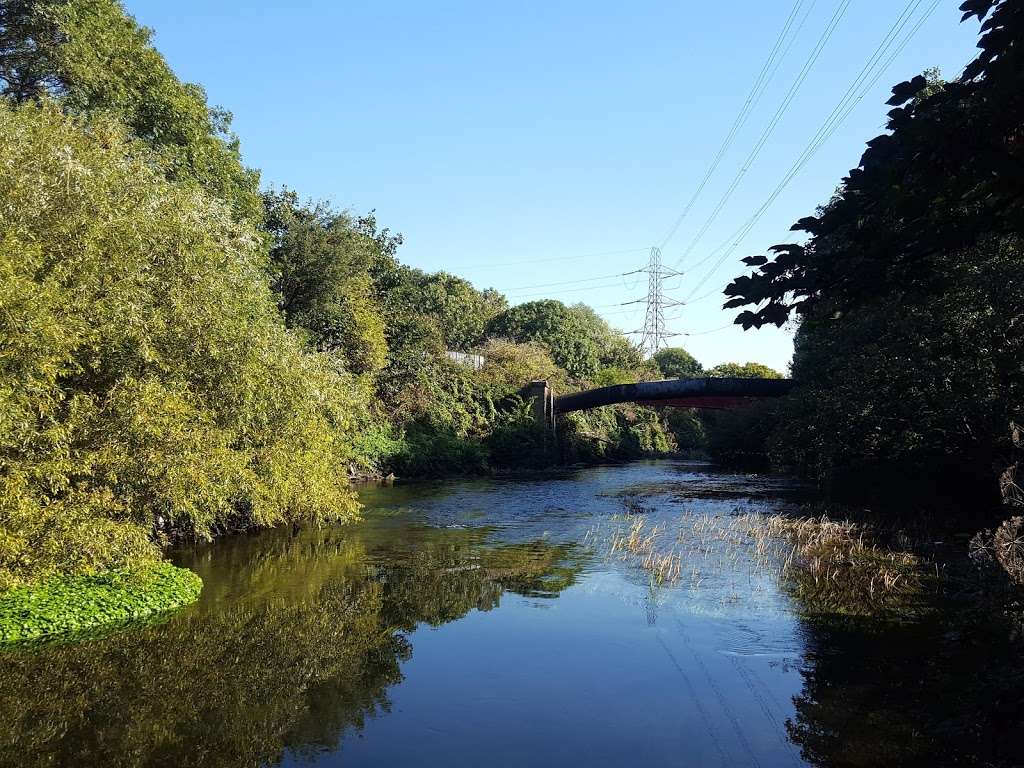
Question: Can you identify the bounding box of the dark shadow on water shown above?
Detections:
[788,610,1024,767]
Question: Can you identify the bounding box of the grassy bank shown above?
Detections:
[0,563,202,644]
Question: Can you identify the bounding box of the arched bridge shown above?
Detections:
[527,377,794,430]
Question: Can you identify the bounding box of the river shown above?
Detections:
[1,460,1021,767]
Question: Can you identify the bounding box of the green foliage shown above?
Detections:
[369,256,505,411]
[403,271,507,353]
[475,339,565,392]
[562,406,676,463]
[370,260,502,355]
[653,347,704,378]
[0,562,201,643]
[484,400,553,469]
[264,189,388,374]
[705,361,783,379]
[0,0,726,594]
[722,2,1023,501]
[591,366,640,387]
[0,0,262,220]
[487,299,641,379]
[661,408,708,456]
[0,1,62,100]
[0,102,362,586]
[569,303,646,371]
[703,403,784,471]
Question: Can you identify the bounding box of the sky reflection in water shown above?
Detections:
[1,461,1021,768]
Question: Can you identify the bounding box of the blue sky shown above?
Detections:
[123,0,981,372]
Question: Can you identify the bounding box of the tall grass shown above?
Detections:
[599,511,931,616]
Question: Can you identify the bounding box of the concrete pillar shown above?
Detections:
[547,386,556,435]
[528,380,549,430]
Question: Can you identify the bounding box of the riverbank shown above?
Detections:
[0,445,689,646]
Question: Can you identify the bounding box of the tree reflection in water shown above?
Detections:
[788,611,1024,767]
[0,522,584,768]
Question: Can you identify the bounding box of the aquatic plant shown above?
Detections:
[599,510,931,616]
[0,563,202,644]
[740,515,929,617]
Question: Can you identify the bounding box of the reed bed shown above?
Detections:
[598,510,930,615]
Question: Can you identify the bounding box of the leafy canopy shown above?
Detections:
[0,0,261,220]
[705,362,783,379]
[0,102,363,587]
[487,300,639,380]
[264,189,388,375]
[653,347,704,379]
[719,0,1024,500]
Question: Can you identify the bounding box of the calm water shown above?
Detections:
[1,461,1021,767]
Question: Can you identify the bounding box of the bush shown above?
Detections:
[0,102,364,586]
[485,400,553,470]
[652,347,703,378]
[703,402,783,471]
[562,405,676,463]
[662,408,708,455]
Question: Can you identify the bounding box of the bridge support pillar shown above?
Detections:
[528,380,556,435]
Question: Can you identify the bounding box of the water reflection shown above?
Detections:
[789,612,1024,767]
[1,462,1022,767]
[0,522,585,768]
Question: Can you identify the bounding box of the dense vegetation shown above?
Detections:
[723,0,1022,520]
[0,0,779,603]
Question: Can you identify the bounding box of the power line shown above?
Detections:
[674,0,852,267]
[680,0,941,301]
[500,268,642,293]
[624,323,733,337]
[657,0,809,249]
[484,246,650,269]
[506,278,648,300]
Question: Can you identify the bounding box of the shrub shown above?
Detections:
[0,102,364,585]
[703,402,784,471]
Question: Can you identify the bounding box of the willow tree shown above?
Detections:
[0,103,365,587]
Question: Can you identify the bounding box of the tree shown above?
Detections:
[487,300,601,379]
[264,189,388,375]
[0,0,261,220]
[0,102,365,587]
[720,0,1024,501]
[403,272,507,352]
[486,300,640,380]
[705,362,782,379]
[0,1,62,100]
[567,303,646,371]
[476,339,565,393]
[653,347,703,378]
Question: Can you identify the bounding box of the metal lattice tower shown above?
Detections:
[639,247,681,357]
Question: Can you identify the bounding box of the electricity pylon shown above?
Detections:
[639,246,682,357]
